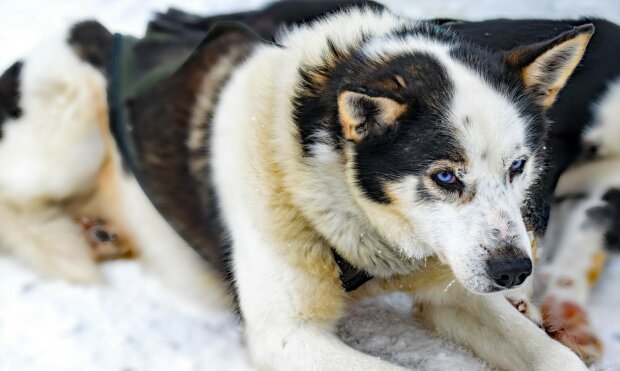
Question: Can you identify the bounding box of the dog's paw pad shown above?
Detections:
[79,216,134,261]
[542,297,603,365]
[508,297,542,327]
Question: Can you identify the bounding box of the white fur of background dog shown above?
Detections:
[0,1,619,370]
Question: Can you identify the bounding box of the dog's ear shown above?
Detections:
[338,89,406,143]
[504,24,594,109]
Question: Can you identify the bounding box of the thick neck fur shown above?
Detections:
[219,8,428,277]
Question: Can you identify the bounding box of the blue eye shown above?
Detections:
[434,171,457,184]
[510,159,526,173]
[509,159,526,182]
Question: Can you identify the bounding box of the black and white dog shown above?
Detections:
[0,1,615,369]
[146,4,620,362]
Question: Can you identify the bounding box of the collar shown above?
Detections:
[332,250,373,292]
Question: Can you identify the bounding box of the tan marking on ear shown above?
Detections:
[587,250,607,286]
[338,92,363,142]
[377,96,407,123]
[338,91,406,142]
[521,32,593,109]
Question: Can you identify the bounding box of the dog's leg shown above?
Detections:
[418,284,587,371]
[233,232,407,371]
[0,203,101,283]
[537,199,605,364]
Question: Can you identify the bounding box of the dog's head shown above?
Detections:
[0,22,110,201]
[297,19,593,293]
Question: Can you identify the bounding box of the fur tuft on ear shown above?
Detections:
[338,89,406,143]
[505,24,594,109]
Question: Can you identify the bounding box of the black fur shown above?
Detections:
[68,21,113,70]
[589,188,620,250]
[0,61,23,138]
[148,0,383,41]
[126,27,259,291]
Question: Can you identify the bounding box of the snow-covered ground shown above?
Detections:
[0,1,619,370]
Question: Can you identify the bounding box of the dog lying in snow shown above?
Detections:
[0,1,610,370]
[149,4,620,363]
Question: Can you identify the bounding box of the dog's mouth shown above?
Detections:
[434,244,532,294]
[458,269,529,294]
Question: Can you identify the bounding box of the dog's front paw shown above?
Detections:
[80,216,135,261]
[532,342,589,371]
[531,339,588,371]
[542,296,603,365]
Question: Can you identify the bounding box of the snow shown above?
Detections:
[0,1,619,370]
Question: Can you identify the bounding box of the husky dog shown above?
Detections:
[184,5,620,362]
[0,3,598,370]
[147,4,620,364]
[207,9,591,370]
[118,5,594,370]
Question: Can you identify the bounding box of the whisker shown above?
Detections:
[444,279,457,293]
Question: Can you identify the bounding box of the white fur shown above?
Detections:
[583,78,620,158]
[0,30,106,281]
[0,34,106,203]
[113,153,232,311]
[416,284,586,371]
[0,202,100,282]
[541,157,620,305]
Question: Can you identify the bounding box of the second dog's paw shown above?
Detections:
[80,216,135,261]
[507,296,543,328]
[542,296,603,365]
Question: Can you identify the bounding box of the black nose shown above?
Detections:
[487,256,532,289]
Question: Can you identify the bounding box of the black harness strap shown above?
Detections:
[332,250,373,292]
[108,33,140,175]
